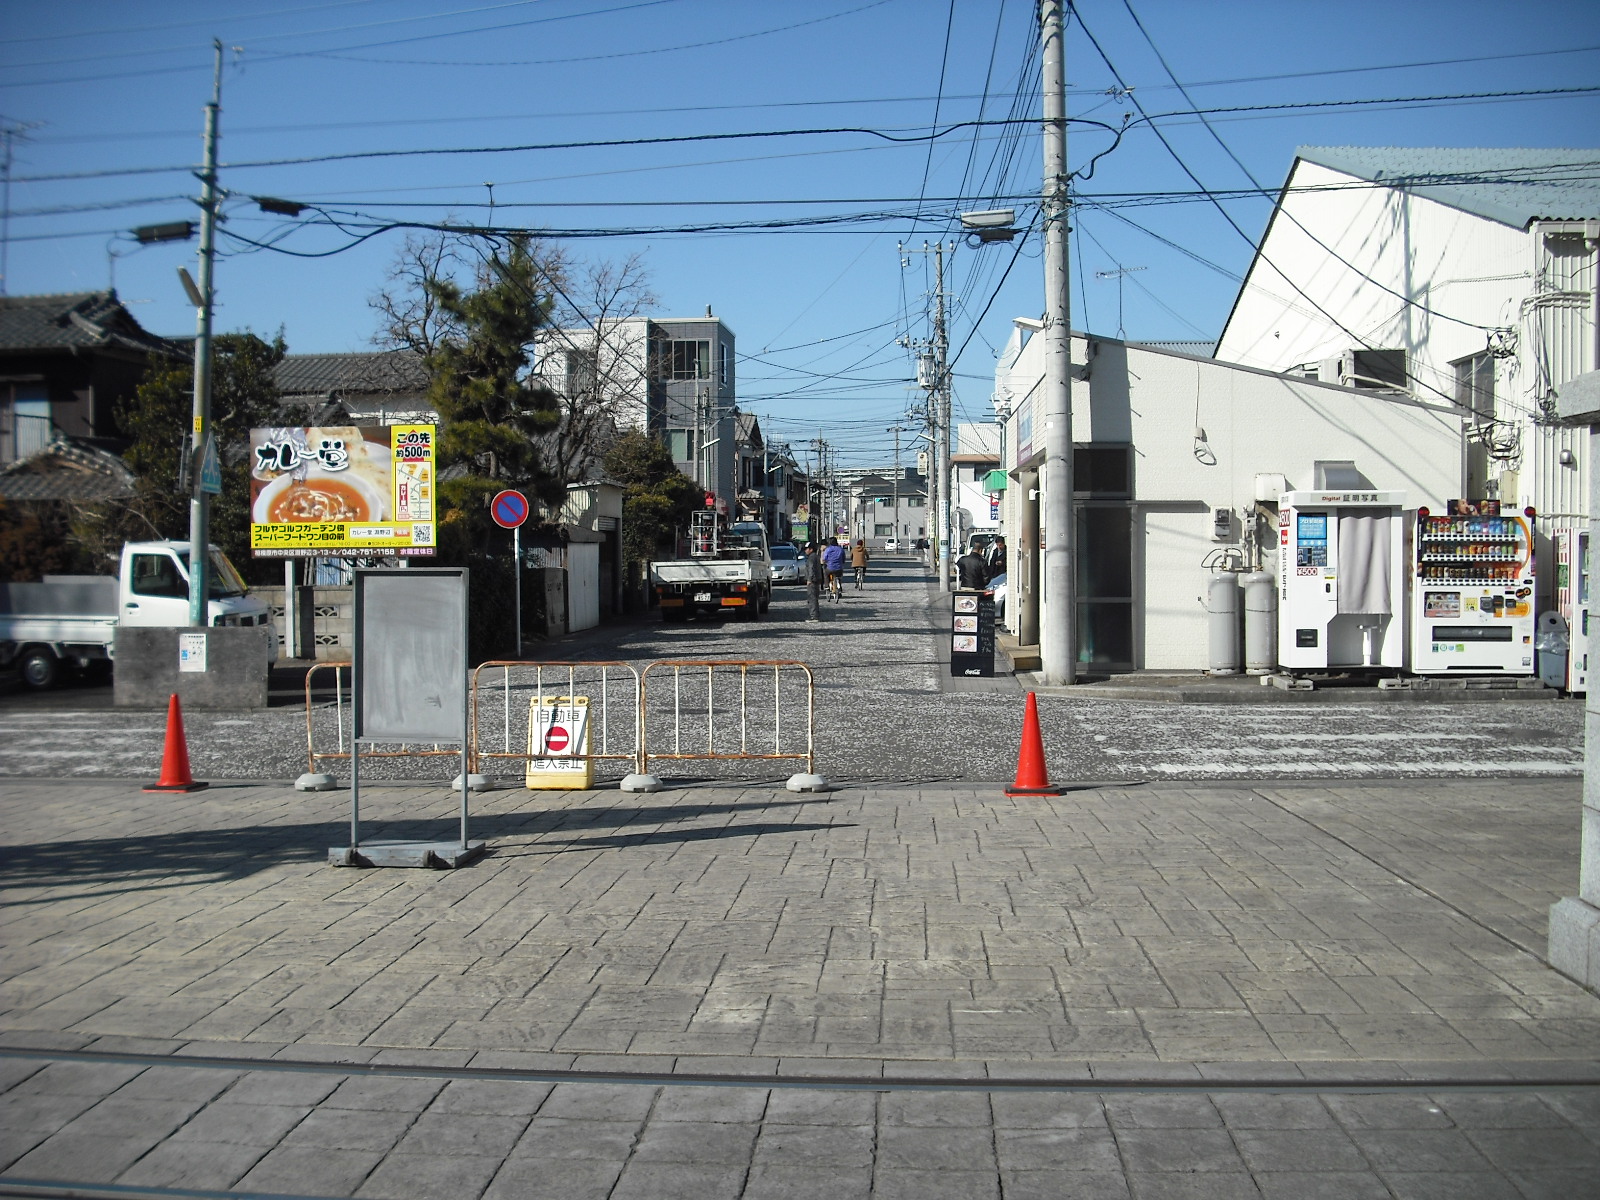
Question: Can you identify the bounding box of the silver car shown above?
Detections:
[769,543,802,583]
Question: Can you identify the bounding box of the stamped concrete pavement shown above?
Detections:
[2,774,1599,1196]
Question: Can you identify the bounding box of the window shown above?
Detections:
[667,340,710,380]
[131,553,187,599]
[3,383,50,463]
[874,523,893,537]
[874,496,892,506]
[906,496,924,508]
[1073,445,1132,497]
[564,348,597,397]
[1453,352,1494,421]
[668,428,694,461]
[720,342,731,386]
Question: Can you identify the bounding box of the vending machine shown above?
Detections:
[1411,501,1535,675]
[1555,527,1590,691]
[1277,489,1407,671]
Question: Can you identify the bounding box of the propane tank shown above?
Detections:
[1206,572,1242,675]
[1242,571,1277,674]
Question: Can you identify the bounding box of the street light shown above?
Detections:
[960,208,1016,245]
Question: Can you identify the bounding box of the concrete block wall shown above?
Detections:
[113,627,272,710]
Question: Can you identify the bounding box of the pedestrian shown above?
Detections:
[821,538,846,600]
[802,542,824,620]
[956,545,988,590]
[850,538,869,589]
[985,536,1007,582]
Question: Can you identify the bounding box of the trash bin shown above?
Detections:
[1536,611,1569,689]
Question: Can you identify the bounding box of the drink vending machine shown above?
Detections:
[1277,489,1407,671]
[1554,527,1589,691]
[1410,501,1535,675]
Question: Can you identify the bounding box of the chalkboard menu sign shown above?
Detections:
[950,589,996,677]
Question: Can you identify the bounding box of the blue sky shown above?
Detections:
[3,0,1597,465]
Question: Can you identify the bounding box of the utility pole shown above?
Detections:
[934,240,952,591]
[187,41,224,628]
[1039,0,1075,683]
[888,423,909,546]
[902,241,954,589]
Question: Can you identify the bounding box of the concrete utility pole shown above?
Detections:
[934,240,953,592]
[187,40,224,628]
[888,423,909,544]
[1039,0,1076,683]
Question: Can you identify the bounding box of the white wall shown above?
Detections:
[1215,160,1531,408]
[998,333,1463,669]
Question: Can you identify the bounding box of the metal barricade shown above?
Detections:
[639,659,815,777]
[469,661,642,780]
[303,660,464,778]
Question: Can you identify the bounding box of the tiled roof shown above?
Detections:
[0,438,136,501]
[274,350,429,397]
[0,291,177,357]
[1296,146,1600,228]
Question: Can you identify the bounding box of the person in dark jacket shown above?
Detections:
[956,548,989,590]
[802,543,824,620]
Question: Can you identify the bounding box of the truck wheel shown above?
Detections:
[759,587,771,613]
[19,647,60,690]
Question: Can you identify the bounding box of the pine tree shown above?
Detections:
[423,237,563,558]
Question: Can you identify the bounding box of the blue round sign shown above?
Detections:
[491,489,529,529]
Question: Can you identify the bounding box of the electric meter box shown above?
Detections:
[1277,489,1407,672]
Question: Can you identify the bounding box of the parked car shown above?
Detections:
[989,572,1007,625]
[769,543,803,583]
[881,538,900,552]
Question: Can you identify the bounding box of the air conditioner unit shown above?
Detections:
[1338,348,1407,391]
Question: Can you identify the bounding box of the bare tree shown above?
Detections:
[370,234,657,489]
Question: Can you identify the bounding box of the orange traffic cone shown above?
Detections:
[143,693,208,793]
[1005,691,1060,796]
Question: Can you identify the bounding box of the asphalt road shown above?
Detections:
[0,557,1583,784]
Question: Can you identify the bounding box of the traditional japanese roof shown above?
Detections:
[0,438,136,501]
[1296,146,1600,229]
[274,350,429,399]
[0,291,177,358]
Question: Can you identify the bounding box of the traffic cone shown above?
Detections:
[1005,691,1060,796]
[143,694,208,793]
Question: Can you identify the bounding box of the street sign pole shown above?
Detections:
[490,489,530,658]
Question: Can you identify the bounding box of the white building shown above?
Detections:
[994,325,1462,672]
[1215,146,1599,587]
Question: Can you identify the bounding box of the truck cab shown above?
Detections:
[0,541,275,689]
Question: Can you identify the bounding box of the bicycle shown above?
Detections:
[827,570,844,602]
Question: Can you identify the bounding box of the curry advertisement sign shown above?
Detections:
[248,425,437,558]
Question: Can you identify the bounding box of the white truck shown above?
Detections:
[0,540,276,689]
[651,515,773,622]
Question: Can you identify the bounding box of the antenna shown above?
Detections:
[1094,265,1147,338]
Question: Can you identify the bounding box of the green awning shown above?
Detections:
[983,469,1008,493]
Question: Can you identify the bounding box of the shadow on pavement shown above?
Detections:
[0,796,847,893]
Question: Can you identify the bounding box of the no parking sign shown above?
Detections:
[525,696,593,789]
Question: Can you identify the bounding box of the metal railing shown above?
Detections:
[305,658,816,783]
[469,661,642,777]
[302,661,461,777]
[639,659,815,777]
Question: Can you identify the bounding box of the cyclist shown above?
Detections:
[821,538,846,600]
[850,539,869,590]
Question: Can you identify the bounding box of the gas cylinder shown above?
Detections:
[1242,570,1277,674]
[1206,572,1242,675]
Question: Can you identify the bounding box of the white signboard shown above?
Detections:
[526,697,592,789]
[178,632,207,673]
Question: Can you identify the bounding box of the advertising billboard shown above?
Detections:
[249,424,436,558]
